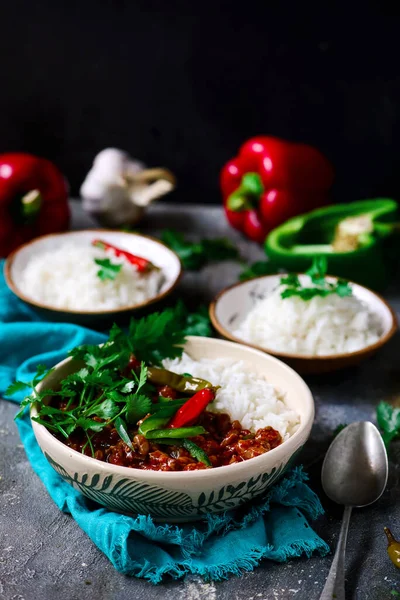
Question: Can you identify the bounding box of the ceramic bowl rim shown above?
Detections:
[4,229,183,316]
[30,336,314,482]
[209,273,398,362]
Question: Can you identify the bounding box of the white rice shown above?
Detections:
[18,242,163,310]
[162,353,300,439]
[234,285,382,356]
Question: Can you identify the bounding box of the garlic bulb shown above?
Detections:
[80,148,175,227]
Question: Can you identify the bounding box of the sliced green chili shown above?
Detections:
[147,367,213,393]
[183,439,212,466]
[145,426,206,440]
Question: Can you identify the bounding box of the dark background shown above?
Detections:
[1,1,400,203]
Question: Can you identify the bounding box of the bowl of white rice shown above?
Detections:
[4,230,182,322]
[210,274,397,374]
[31,336,314,521]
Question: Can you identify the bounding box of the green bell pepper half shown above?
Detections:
[265,199,399,290]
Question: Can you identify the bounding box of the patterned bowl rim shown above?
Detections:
[30,336,315,482]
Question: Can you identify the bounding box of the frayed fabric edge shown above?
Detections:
[116,536,330,584]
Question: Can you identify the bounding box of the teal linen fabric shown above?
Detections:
[0,260,329,582]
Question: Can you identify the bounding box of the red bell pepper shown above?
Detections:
[0,153,69,257]
[220,137,334,243]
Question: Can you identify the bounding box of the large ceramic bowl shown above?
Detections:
[4,230,182,324]
[31,336,314,522]
[210,274,397,375]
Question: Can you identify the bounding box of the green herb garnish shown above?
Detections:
[70,304,188,368]
[10,359,152,452]
[7,304,217,456]
[280,257,352,300]
[94,258,122,281]
[161,229,240,270]
[7,364,56,419]
[8,304,199,453]
[181,305,212,337]
[377,401,400,448]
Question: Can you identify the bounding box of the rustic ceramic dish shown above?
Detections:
[4,230,182,324]
[209,274,397,375]
[30,336,314,522]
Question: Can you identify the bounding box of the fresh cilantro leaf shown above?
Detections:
[114,416,135,450]
[84,370,115,388]
[280,273,301,288]
[106,390,129,404]
[179,304,212,337]
[39,405,73,417]
[119,380,137,393]
[32,364,55,386]
[14,396,35,419]
[135,362,148,391]
[377,401,400,448]
[279,257,353,302]
[306,256,328,284]
[10,365,56,417]
[126,394,152,424]
[76,368,90,380]
[31,416,60,432]
[161,229,240,270]
[335,279,352,298]
[87,398,119,419]
[15,304,215,458]
[128,306,186,365]
[75,417,105,433]
[94,258,122,281]
[5,380,31,396]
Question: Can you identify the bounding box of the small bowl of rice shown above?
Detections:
[210,274,397,374]
[4,230,182,323]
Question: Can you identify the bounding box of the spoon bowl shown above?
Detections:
[321,421,388,507]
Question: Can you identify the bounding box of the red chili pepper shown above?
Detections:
[0,153,69,257]
[168,388,216,429]
[220,136,334,243]
[92,239,155,272]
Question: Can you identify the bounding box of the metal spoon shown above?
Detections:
[319,421,388,600]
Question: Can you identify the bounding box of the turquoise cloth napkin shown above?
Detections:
[0,261,329,583]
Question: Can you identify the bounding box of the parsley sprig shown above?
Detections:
[94,258,122,281]
[376,401,400,449]
[161,229,240,270]
[7,304,211,457]
[11,360,152,454]
[280,257,352,300]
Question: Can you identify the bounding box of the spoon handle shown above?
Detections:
[319,505,352,600]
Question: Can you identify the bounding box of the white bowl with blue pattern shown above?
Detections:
[31,336,314,522]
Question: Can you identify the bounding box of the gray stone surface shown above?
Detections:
[1,201,399,600]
